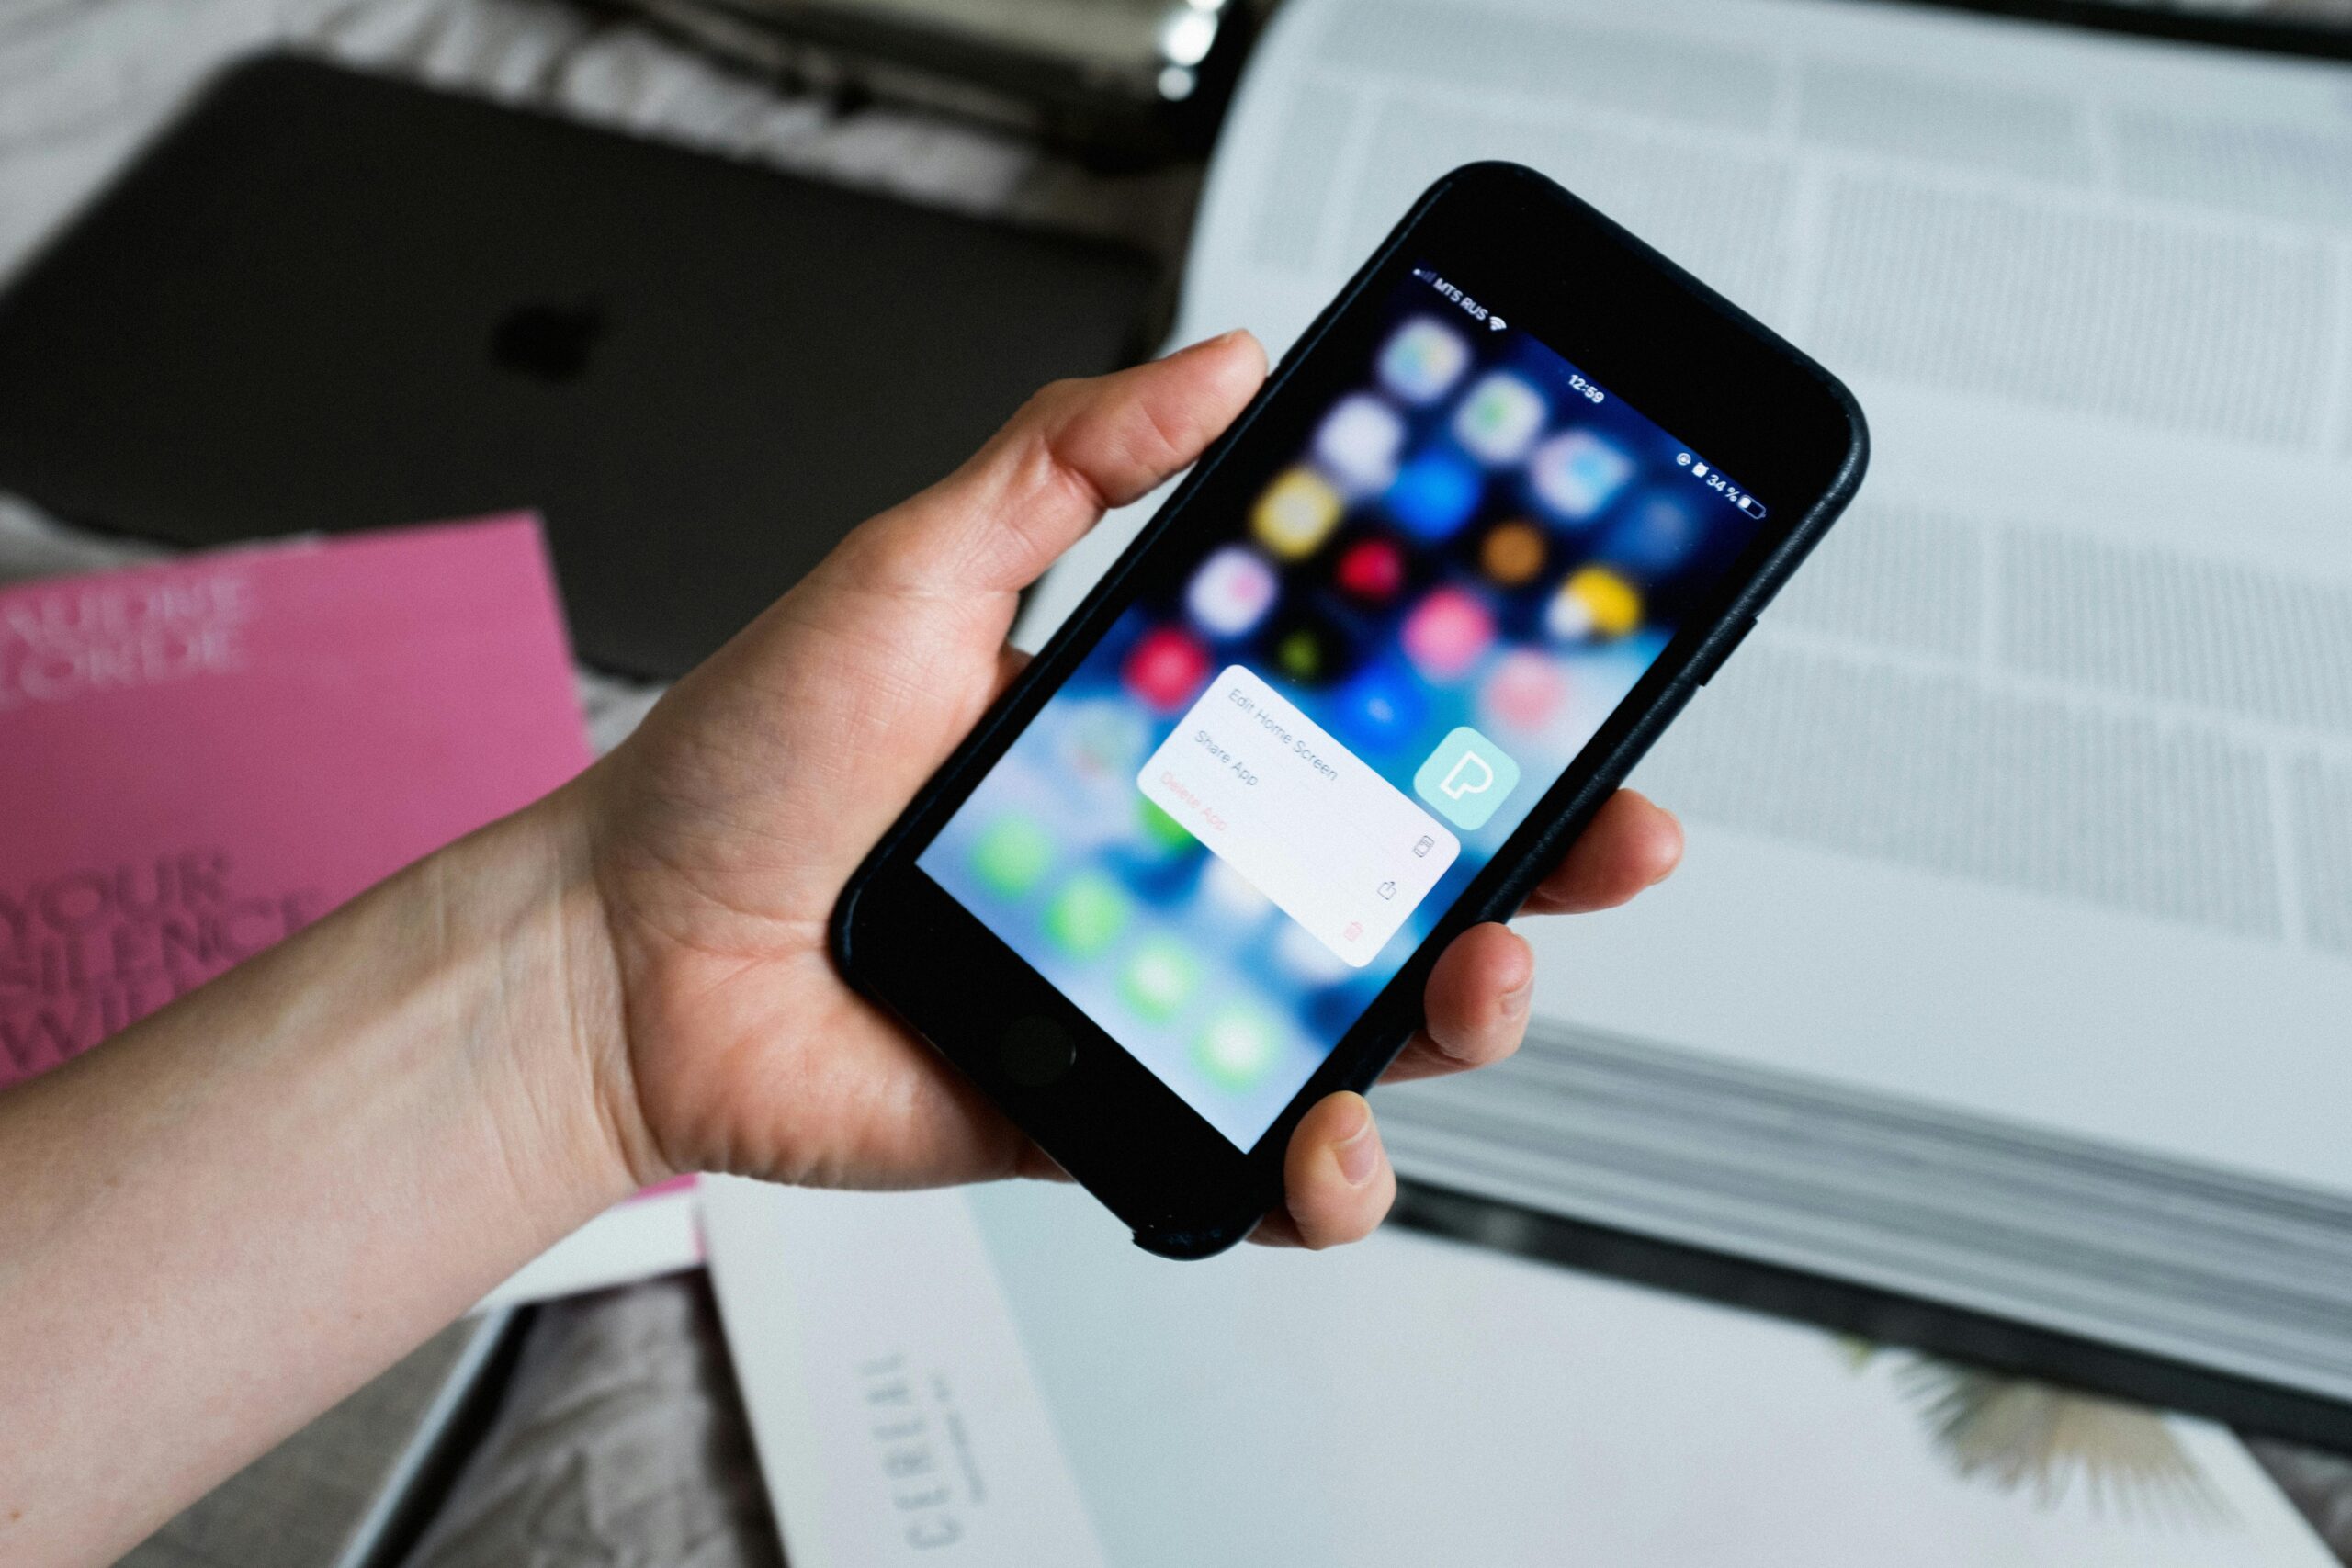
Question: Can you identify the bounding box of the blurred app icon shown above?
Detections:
[971,813,1053,897]
[1545,566,1643,641]
[1313,393,1406,495]
[1057,698,1148,783]
[1252,467,1343,559]
[1123,626,1211,711]
[1478,519,1547,587]
[1120,936,1200,1021]
[1400,586,1496,682]
[1334,536,1407,603]
[1193,1004,1279,1089]
[1377,315,1470,405]
[1414,726,1521,832]
[1601,492,1702,578]
[1185,545,1279,638]
[1385,450,1482,542]
[1268,609,1348,685]
[1045,872,1130,957]
[1481,649,1569,734]
[1529,429,1634,523]
[1453,372,1546,465]
[1339,664,1426,753]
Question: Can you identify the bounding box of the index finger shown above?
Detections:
[1517,789,1682,916]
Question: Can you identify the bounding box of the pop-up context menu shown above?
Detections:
[1138,665,1460,966]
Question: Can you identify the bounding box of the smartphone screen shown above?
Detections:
[917,264,1771,1149]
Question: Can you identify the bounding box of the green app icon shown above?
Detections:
[971,813,1052,897]
[1044,873,1129,957]
[1193,1006,1278,1089]
[1136,797,1199,856]
[1413,726,1521,832]
[1120,937,1199,1021]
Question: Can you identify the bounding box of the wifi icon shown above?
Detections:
[1487,315,1507,333]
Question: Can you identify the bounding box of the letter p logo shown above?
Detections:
[1415,728,1520,831]
[1440,750,1494,799]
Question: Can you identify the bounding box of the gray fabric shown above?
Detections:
[2257,1443,2352,1563]
[119,1315,503,1568]
[394,1278,782,1568]
[0,0,1196,287]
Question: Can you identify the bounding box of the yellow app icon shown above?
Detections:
[1251,467,1342,559]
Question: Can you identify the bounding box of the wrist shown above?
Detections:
[435,781,672,1223]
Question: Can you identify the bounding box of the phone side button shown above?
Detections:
[999,1016,1078,1088]
[1687,615,1757,686]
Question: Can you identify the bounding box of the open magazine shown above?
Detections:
[704,1175,2337,1567]
[1021,0,2352,1434]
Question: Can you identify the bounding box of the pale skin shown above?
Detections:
[0,332,1683,1566]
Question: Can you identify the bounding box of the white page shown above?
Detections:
[1021,0,2352,1195]
[705,1177,2335,1568]
[700,1179,1106,1568]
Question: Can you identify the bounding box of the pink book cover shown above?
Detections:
[0,513,592,1086]
[0,514,701,1298]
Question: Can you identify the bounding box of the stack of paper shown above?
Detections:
[1022,0,2352,1418]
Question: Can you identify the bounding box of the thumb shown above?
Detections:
[841,329,1267,598]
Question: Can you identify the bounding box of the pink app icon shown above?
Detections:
[1400,586,1496,682]
[1185,546,1278,638]
[1124,626,1210,712]
[1481,649,1570,734]
[1335,536,1406,603]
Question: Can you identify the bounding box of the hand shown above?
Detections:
[567,331,1682,1247]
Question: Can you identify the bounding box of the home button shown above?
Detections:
[999,1016,1077,1087]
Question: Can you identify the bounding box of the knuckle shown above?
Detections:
[1024,377,1090,422]
[1125,389,1194,476]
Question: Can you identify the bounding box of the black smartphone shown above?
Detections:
[834,163,1868,1258]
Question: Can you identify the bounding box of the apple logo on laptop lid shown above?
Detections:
[490,299,605,383]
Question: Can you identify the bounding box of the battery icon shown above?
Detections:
[1736,494,1768,520]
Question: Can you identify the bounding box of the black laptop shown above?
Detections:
[0,53,1160,677]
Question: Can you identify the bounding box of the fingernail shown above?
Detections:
[1649,811,1683,885]
[1178,327,1249,355]
[1334,1106,1382,1187]
[1499,976,1533,1021]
